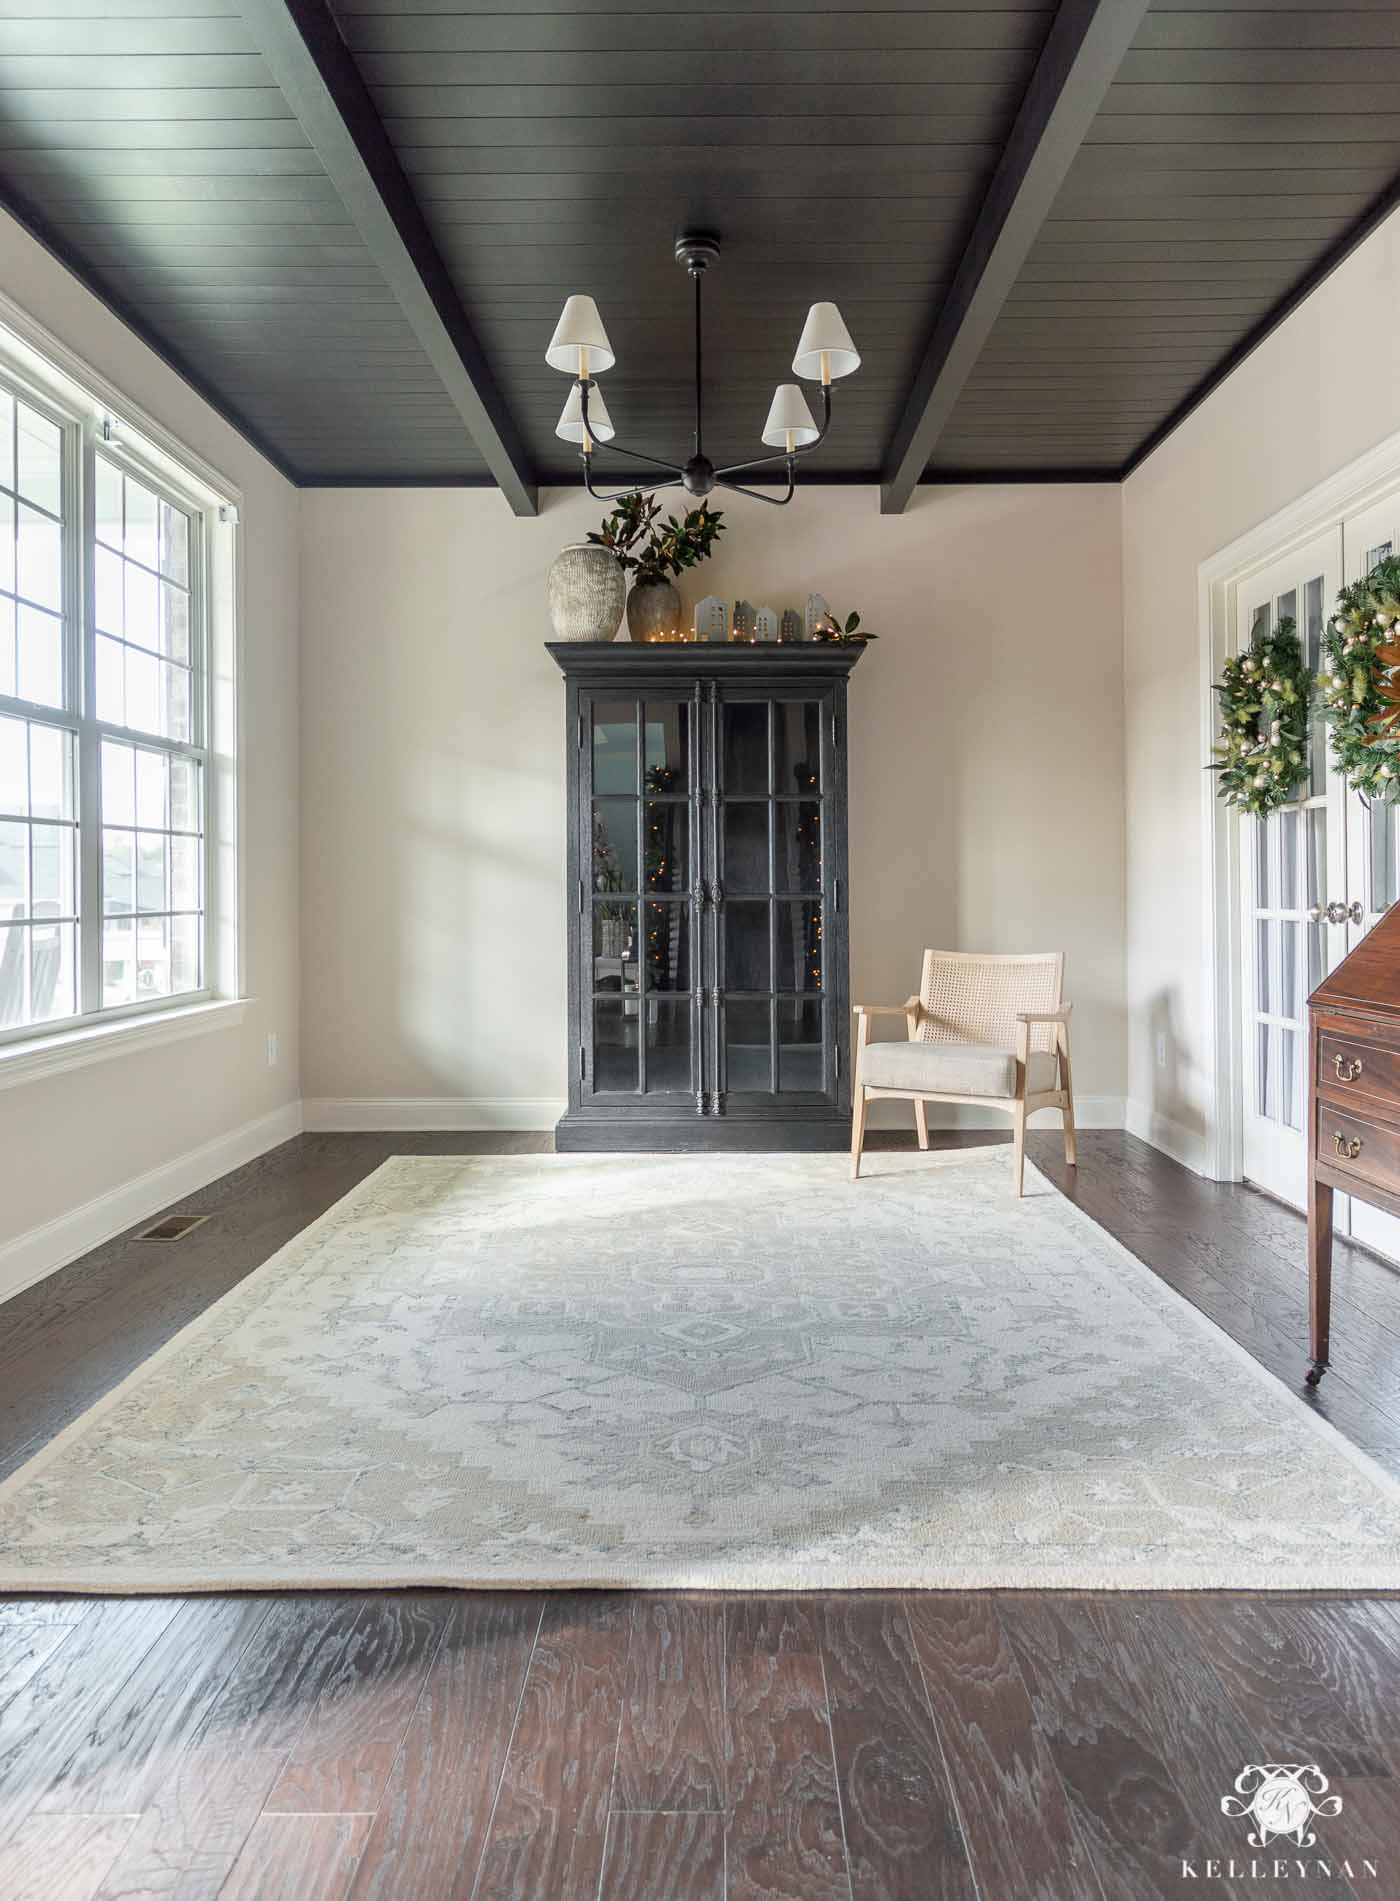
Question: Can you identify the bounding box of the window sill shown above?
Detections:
[0,998,248,1093]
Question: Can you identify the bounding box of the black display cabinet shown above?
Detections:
[548,640,866,1151]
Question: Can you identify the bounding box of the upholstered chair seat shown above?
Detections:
[856,1039,1059,1099]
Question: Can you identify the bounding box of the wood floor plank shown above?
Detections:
[905,1595,1101,1901]
[1174,1599,1391,1779]
[95,1595,371,1900]
[346,1594,542,1901]
[218,1812,372,1901]
[725,1600,848,1901]
[996,1597,1205,1901]
[0,1599,182,1853]
[0,1813,137,1901]
[471,1593,631,1901]
[599,1810,725,1901]
[612,1598,725,1814]
[1266,1599,1400,1769]
[263,1593,450,1815]
[820,1597,974,1901]
[36,1596,271,1815]
[0,1618,86,1703]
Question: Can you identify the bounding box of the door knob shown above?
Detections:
[1308,900,1363,925]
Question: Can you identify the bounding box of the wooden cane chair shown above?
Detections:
[850,949,1076,1194]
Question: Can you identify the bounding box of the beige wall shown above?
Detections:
[1122,207,1400,1171]
[0,208,301,1255]
[300,480,1126,1124]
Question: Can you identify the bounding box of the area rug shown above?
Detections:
[2,1147,1399,1592]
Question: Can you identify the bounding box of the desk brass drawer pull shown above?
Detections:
[1334,1053,1364,1082]
[1334,1131,1363,1160]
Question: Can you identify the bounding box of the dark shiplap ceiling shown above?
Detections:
[0,0,1395,496]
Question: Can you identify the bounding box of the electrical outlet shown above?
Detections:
[1156,1032,1168,1069]
[266,1031,279,1068]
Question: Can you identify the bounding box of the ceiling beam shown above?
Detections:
[236,0,537,516]
[878,0,1150,515]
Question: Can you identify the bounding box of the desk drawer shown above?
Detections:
[1318,1033,1400,1111]
[1317,1103,1400,1199]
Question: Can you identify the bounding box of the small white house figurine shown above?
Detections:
[779,608,802,644]
[694,596,727,642]
[754,606,779,642]
[805,593,831,638]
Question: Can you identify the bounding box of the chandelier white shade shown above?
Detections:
[556,381,615,443]
[545,294,615,376]
[792,302,861,382]
[761,384,819,448]
[544,234,859,506]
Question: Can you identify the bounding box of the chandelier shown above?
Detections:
[545,232,861,508]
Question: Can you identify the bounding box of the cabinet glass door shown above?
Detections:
[588,694,696,1101]
[718,690,830,1103]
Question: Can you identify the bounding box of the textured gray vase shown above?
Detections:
[626,578,683,643]
[546,543,625,643]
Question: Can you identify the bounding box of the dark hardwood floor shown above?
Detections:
[2,1130,1400,1900]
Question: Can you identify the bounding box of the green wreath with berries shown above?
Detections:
[1209,617,1313,818]
[1320,555,1400,802]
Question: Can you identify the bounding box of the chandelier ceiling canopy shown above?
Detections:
[545,233,860,508]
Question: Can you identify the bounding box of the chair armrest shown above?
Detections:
[1015,1005,1073,1024]
[853,996,922,1019]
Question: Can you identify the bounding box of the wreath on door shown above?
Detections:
[1209,616,1312,817]
[1321,554,1400,802]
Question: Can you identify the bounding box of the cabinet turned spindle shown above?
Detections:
[1306,902,1400,1384]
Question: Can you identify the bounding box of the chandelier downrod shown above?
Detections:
[547,232,860,509]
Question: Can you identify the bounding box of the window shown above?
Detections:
[0,369,212,1044]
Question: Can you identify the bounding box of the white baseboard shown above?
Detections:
[866,1094,1126,1130]
[1124,1098,1212,1176]
[0,1099,304,1307]
[303,1097,567,1132]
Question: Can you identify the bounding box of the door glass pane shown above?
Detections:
[1306,808,1326,910]
[1255,815,1275,910]
[592,701,637,793]
[644,902,690,992]
[1371,800,1397,915]
[777,900,823,993]
[725,900,769,990]
[1367,541,1393,569]
[644,702,688,785]
[1281,922,1297,1023]
[593,899,637,970]
[593,998,637,1092]
[645,1000,691,1094]
[1256,920,1273,1014]
[776,803,822,892]
[723,803,769,893]
[1308,920,1324,998]
[1279,809,1298,911]
[775,702,821,793]
[1305,577,1327,793]
[778,997,823,1091]
[643,802,687,894]
[592,797,637,892]
[725,998,772,1092]
[1250,601,1270,638]
[1280,1027,1300,1131]
[722,701,768,794]
[1276,587,1297,628]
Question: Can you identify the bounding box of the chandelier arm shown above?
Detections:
[713,388,833,479]
[716,466,796,506]
[694,269,703,457]
[582,456,685,502]
[577,382,681,473]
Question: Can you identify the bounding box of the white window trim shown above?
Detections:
[0,290,245,1087]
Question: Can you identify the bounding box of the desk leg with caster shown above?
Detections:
[1307,1173,1332,1388]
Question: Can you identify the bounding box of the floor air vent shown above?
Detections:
[137,1213,210,1242]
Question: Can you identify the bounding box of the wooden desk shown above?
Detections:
[1307,902,1400,1385]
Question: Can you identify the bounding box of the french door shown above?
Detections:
[1239,492,1400,1260]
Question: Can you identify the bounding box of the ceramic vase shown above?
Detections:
[547,543,626,642]
[626,577,682,643]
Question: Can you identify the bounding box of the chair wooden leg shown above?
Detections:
[1059,1038,1077,1166]
[1011,1099,1027,1197]
[914,1097,929,1150]
[850,1085,869,1180]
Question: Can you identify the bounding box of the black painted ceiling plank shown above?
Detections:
[1121,165,1400,480]
[0,174,304,483]
[236,0,537,514]
[879,0,1151,514]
